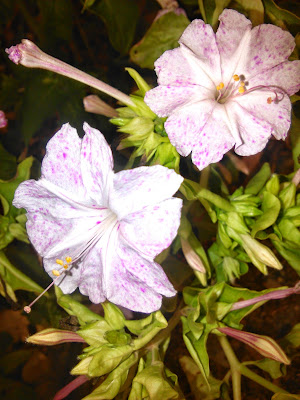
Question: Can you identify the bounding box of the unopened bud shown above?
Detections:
[181,237,206,273]
[240,234,282,271]
[83,95,118,118]
[218,326,290,365]
[26,328,86,345]
[0,111,8,128]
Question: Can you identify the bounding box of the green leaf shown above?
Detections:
[8,223,29,244]
[132,361,180,400]
[272,240,300,275]
[83,353,137,399]
[130,12,190,69]
[198,0,231,29]
[125,68,151,97]
[272,394,300,400]
[266,174,280,196]
[245,163,271,195]
[102,302,125,330]
[0,250,44,297]
[289,112,300,170]
[0,157,33,214]
[182,317,210,384]
[88,344,133,377]
[262,0,300,36]
[235,0,264,25]
[180,356,223,399]
[278,219,300,246]
[279,183,296,210]
[251,192,281,237]
[128,357,145,400]
[283,323,300,349]
[55,286,103,325]
[132,311,168,350]
[245,358,285,379]
[77,319,113,346]
[0,143,17,181]
[91,0,139,54]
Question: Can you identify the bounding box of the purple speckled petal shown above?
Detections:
[106,248,164,313]
[179,19,222,84]
[153,47,215,90]
[41,123,86,198]
[164,100,216,157]
[116,245,176,297]
[13,179,108,258]
[216,9,252,85]
[190,104,236,170]
[81,122,114,205]
[238,25,295,80]
[233,90,291,140]
[249,60,300,96]
[144,84,212,118]
[120,198,182,260]
[110,165,183,219]
[230,101,272,156]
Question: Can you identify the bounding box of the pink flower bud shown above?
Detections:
[218,326,290,365]
[26,328,86,345]
[0,111,8,128]
[83,95,118,118]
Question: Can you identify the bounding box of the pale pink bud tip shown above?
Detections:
[5,45,22,64]
[0,111,8,128]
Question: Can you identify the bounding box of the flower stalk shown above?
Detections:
[6,40,134,107]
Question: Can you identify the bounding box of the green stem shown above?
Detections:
[218,336,242,400]
[240,365,289,394]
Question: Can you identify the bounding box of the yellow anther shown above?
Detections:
[65,256,72,263]
[239,81,245,87]
[267,97,273,104]
[238,86,245,94]
[233,74,240,81]
[63,264,69,269]
[52,269,61,277]
[216,82,224,91]
[56,259,64,266]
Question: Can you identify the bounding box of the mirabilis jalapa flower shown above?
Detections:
[145,9,300,170]
[13,123,183,313]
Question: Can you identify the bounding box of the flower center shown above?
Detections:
[215,74,285,105]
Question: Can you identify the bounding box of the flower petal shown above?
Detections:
[164,102,235,169]
[179,19,222,84]
[41,123,86,198]
[110,166,183,219]
[106,249,165,313]
[81,122,114,204]
[249,60,300,96]
[144,84,212,118]
[117,245,176,297]
[154,46,215,90]
[120,198,182,259]
[230,101,272,156]
[239,24,295,80]
[234,90,291,140]
[216,9,252,85]
[13,179,108,257]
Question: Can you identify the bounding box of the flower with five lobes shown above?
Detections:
[145,9,300,170]
[13,123,183,313]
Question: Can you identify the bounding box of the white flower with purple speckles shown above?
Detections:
[145,9,300,170]
[13,123,183,313]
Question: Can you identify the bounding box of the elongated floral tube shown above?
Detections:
[83,94,118,118]
[26,328,86,345]
[5,39,134,107]
[218,326,290,364]
[231,282,300,311]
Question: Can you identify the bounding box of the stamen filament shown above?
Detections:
[24,275,61,313]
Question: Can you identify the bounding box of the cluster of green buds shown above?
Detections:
[181,282,293,387]
[110,68,180,171]
[180,163,300,282]
[27,287,182,400]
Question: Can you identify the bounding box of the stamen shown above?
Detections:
[56,259,64,265]
[239,81,245,87]
[233,74,240,81]
[238,86,245,94]
[52,269,61,277]
[66,256,72,263]
[216,82,224,91]
[63,264,69,269]
[24,275,61,313]
[267,97,273,104]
